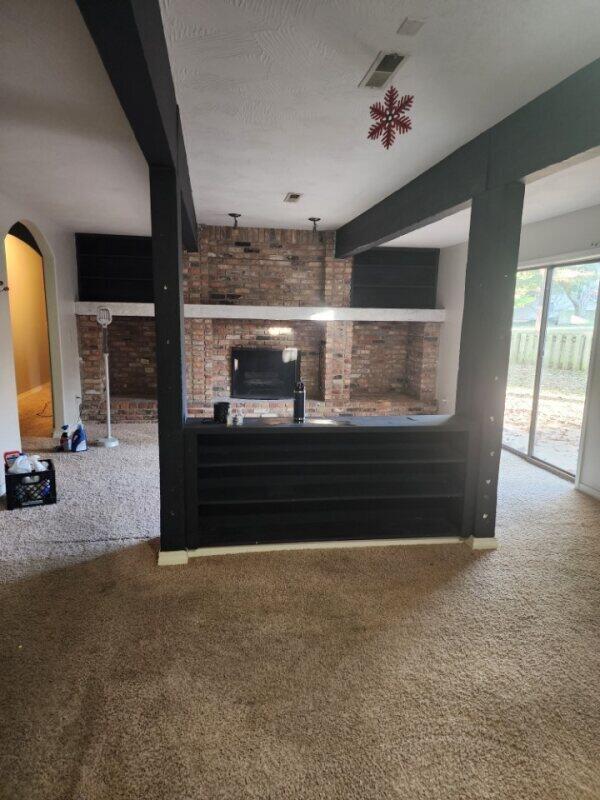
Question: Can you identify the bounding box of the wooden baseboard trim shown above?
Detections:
[157,536,500,565]
[186,537,464,559]
[466,536,498,551]
[157,549,189,566]
[576,482,600,501]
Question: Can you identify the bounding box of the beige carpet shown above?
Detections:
[1,424,599,800]
[17,383,54,438]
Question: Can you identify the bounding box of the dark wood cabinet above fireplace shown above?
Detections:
[351,247,439,309]
[76,233,153,302]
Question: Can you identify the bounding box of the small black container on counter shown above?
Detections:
[5,460,57,510]
[293,380,306,423]
[213,401,230,424]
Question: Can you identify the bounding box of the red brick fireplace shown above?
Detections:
[76,225,440,422]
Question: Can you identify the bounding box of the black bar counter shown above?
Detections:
[186,414,471,432]
[184,415,475,550]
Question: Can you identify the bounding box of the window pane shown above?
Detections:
[532,263,600,474]
[503,269,546,453]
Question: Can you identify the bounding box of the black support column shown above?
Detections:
[150,164,187,552]
[456,182,525,540]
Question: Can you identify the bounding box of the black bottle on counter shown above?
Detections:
[293,379,306,423]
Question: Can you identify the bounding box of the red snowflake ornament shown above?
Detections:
[368,86,414,149]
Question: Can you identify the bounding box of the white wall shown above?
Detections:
[0,191,81,493]
[436,241,468,414]
[436,201,600,496]
[518,204,600,264]
[577,297,600,499]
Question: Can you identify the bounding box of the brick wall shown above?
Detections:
[184,226,352,307]
[321,321,353,405]
[351,322,409,397]
[405,323,440,403]
[109,317,156,398]
[349,322,441,401]
[77,225,440,421]
[77,315,158,421]
[78,314,439,421]
[77,315,104,420]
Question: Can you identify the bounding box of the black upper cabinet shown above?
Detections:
[352,247,439,308]
[76,233,153,302]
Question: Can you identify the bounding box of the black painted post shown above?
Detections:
[456,182,525,539]
[150,164,187,553]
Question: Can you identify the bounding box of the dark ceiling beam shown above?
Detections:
[177,108,197,253]
[337,136,489,257]
[76,0,197,251]
[336,57,600,258]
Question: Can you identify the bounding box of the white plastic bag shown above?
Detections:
[30,455,49,473]
[7,455,33,474]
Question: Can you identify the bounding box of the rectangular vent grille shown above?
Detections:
[284,192,302,203]
[359,52,405,89]
[397,17,425,36]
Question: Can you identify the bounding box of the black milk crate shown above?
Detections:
[5,460,57,510]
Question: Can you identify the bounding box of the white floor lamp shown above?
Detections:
[96,306,119,448]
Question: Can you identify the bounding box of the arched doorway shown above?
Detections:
[4,223,54,437]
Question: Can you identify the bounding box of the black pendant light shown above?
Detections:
[228,213,241,228]
[308,217,321,241]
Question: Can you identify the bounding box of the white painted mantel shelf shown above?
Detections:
[74,302,446,323]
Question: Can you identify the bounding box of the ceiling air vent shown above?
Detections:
[284,192,302,203]
[359,52,406,89]
[397,17,425,36]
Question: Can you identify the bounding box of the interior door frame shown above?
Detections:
[575,284,600,493]
[503,256,600,481]
[523,265,552,459]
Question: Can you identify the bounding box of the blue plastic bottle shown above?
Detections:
[70,424,88,453]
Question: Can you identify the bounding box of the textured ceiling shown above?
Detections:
[388,153,600,248]
[0,0,149,235]
[161,0,600,231]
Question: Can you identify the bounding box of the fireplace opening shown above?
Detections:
[231,347,300,399]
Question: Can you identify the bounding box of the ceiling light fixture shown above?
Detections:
[228,212,241,228]
[397,17,425,36]
[308,217,321,241]
[284,192,302,203]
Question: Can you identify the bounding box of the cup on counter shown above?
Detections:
[213,401,230,424]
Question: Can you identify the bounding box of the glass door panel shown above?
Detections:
[503,269,546,453]
[532,263,600,474]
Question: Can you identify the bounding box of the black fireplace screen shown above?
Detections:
[231,347,299,399]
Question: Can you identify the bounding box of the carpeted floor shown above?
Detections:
[1,423,599,800]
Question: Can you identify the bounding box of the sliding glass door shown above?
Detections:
[503,261,600,476]
[504,269,547,454]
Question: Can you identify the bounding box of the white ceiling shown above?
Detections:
[388,152,600,248]
[0,0,150,236]
[2,1,600,245]
[161,0,600,231]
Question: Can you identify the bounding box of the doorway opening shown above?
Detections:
[503,260,600,477]
[4,223,54,437]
